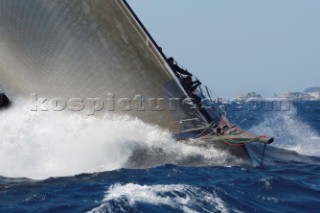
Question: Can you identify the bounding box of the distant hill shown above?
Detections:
[273,92,318,101]
[303,87,320,93]
[270,87,320,101]
[232,87,320,101]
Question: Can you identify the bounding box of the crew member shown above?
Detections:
[183,76,201,93]
[167,57,192,77]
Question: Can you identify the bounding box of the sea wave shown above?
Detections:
[249,105,320,158]
[0,101,241,179]
[88,183,231,213]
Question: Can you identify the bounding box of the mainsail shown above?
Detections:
[0,0,204,133]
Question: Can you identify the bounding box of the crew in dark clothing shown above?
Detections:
[167,57,192,77]
[184,79,212,122]
[183,76,201,93]
[167,57,211,121]
[0,93,11,109]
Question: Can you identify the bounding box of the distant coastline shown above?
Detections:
[233,87,320,101]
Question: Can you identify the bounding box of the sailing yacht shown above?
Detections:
[0,0,273,162]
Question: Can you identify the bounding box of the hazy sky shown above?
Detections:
[127,0,320,98]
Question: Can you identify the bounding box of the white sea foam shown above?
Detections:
[310,136,320,140]
[250,106,320,157]
[88,183,230,213]
[0,102,241,179]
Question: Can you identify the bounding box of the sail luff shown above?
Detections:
[117,0,209,125]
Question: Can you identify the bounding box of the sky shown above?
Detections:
[127,0,320,98]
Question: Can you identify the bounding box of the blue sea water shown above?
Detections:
[1,101,320,212]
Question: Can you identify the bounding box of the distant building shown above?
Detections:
[233,92,263,101]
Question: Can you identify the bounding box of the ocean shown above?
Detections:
[0,101,320,212]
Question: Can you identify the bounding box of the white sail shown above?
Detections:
[0,0,203,133]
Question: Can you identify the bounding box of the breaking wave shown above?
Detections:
[245,103,320,166]
[249,105,320,157]
[0,101,242,179]
[88,183,230,213]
